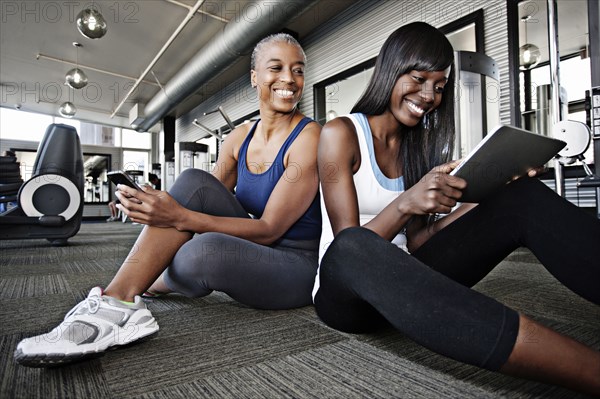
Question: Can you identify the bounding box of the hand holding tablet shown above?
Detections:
[450,125,566,203]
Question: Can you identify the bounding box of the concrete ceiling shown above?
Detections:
[0,0,590,132]
[0,0,357,131]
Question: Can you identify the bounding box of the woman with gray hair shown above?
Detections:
[15,33,322,367]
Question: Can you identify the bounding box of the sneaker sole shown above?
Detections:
[14,318,159,367]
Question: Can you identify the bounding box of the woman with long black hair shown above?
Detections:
[314,21,600,395]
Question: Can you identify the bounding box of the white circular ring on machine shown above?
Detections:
[19,173,81,220]
[553,120,591,158]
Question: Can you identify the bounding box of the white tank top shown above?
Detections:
[313,113,407,300]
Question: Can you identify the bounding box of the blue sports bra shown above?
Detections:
[235,117,321,241]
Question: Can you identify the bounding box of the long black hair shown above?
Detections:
[352,22,456,191]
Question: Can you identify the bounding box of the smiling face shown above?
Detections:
[250,42,305,114]
[388,67,451,127]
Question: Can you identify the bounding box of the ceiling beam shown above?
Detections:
[36,53,160,87]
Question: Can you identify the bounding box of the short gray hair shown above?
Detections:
[250,33,306,70]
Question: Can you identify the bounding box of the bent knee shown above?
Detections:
[499,177,557,210]
[321,226,411,276]
[172,168,213,189]
[168,232,234,294]
[177,232,236,264]
[505,176,548,198]
[325,227,379,258]
[169,169,225,208]
[321,227,379,276]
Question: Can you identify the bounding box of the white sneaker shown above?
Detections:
[14,287,159,367]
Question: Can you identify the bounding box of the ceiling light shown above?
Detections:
[76,8,108,39]
[59,102,77,118]
[65,42,88,89]
[65,67,88,89]
[519,43,541,70]
[519,15,541,70]
[60,54,78,119]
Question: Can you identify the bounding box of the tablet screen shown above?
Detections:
[450,125,566,203]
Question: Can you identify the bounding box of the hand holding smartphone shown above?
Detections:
[107,170,143,190]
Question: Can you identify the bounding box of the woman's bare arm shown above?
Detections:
[117,122,321,246]
[319,118,469,244]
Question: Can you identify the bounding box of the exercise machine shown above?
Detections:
[0,124,84,246]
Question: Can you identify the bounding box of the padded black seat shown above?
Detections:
[0,124,84,246]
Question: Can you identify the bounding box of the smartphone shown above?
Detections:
[107,170,143,190]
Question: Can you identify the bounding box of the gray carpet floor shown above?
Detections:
[1,222,598,398]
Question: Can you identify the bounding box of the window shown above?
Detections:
[11,150,37,181]
[122,150,149,182]
[514,0,593,165]
[520,55,593,164]
[0,108,53,141]
[525,56,591,108]
[121,128,151,149]
[0,107,116,147]
[79,122,116,146]
[84,154,112,203]
[446,23,477,52]
[54,117,81,133]
[314,10,485,147]
[324,67,373,123]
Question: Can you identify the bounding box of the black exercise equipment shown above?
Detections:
[0,124,84,246]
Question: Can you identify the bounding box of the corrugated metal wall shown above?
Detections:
[176,74,254,143]
[177,0,511,142]
[299,0,510,122]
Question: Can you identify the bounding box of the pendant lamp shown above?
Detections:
[76,5,108,39]
[65,42,88,89]
[519,15,541,70]
[58,101,77,118]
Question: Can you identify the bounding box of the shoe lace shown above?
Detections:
[65,293,101,319]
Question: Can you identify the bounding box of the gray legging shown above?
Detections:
[162,169,319,310]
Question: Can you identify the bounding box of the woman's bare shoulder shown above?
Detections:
[219,121,254,161]
[318,116,361,174]
[321,116,359,148]
[295,117,321,141]
[227,121,253,142]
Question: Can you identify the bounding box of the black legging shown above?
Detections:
[314,177,600,370]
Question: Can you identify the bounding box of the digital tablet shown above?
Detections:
[450,125,566,203]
